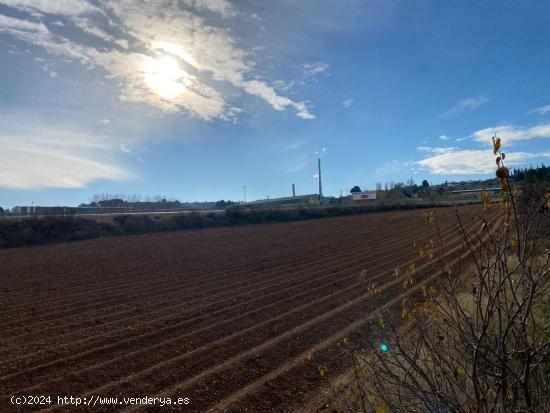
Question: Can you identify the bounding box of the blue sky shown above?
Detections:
[0,0,549,207]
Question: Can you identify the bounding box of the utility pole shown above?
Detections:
[292,183,296,197]
[242,185,247,204]
[318,158,323,203]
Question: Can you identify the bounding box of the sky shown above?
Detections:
[0,0,549,207]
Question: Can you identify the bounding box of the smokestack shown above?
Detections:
[292,183,296,197]
[318,158,323,202]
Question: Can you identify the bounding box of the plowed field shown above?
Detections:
[0,205,489,412]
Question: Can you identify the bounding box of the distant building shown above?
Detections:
[352,191,377,201]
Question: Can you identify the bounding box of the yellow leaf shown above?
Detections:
[424,209,435,224]
[492,136,501,154]
[343,337,350,345]
[456,366,465,375]
[375,407,386,413]
[319,365,328,377]
[480,190,490,209]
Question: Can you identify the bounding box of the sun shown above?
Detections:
[140,55,187,100]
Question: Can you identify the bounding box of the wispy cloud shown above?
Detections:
[315,147,328,156]
[303,62,329,78]
[0,116,130,189]
[472,124,550,144]
[416,146,457,155]
[0,0,315,120]
[1,0,104,16]
[119,144,131,153]
[417,149,550,175]
[528,104,550,116]
[283,153,312,173]
[280,140,308,152]
[440,94,488,119]
[342,99,354,108]
[439,134,450,141]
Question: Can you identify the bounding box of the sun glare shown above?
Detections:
[140,55,187,100]
[152,41,198,68]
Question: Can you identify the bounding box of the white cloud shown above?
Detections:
[272,79,295,92]
[0,14,91,62]
[0,0,315,120]
[281,140,308,151]
[283,153,311,173]
[98,118,111,125]
[119,144,131,153]
[528,104,550,116]
[439,134,450,140]
[416,146,457,155]
[417,149,550,175]
[0,13,48,32]
[0,117,130,189]
[180,0,238,18]
[342,99,354,108]
[472,124,550,144]
[73,17,128,49]
[0,0,103,16]
[303,62,329,78]
[440,94,488,119]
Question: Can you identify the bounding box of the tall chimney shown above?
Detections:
[318,158,323,202]
[292,183,296,197]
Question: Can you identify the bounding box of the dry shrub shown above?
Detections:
[330,138,550,413]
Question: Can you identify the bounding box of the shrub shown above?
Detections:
[325,136,550,412]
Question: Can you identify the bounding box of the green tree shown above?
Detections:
[350,186,362,193]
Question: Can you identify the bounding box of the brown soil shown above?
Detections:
[0,205,487,412]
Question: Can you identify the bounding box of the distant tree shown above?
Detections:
[0,206,4,215]
[350,186,362,194]
[422,179,430,187]
[215,200,235,208]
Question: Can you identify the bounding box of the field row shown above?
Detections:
[0,205,489,412]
